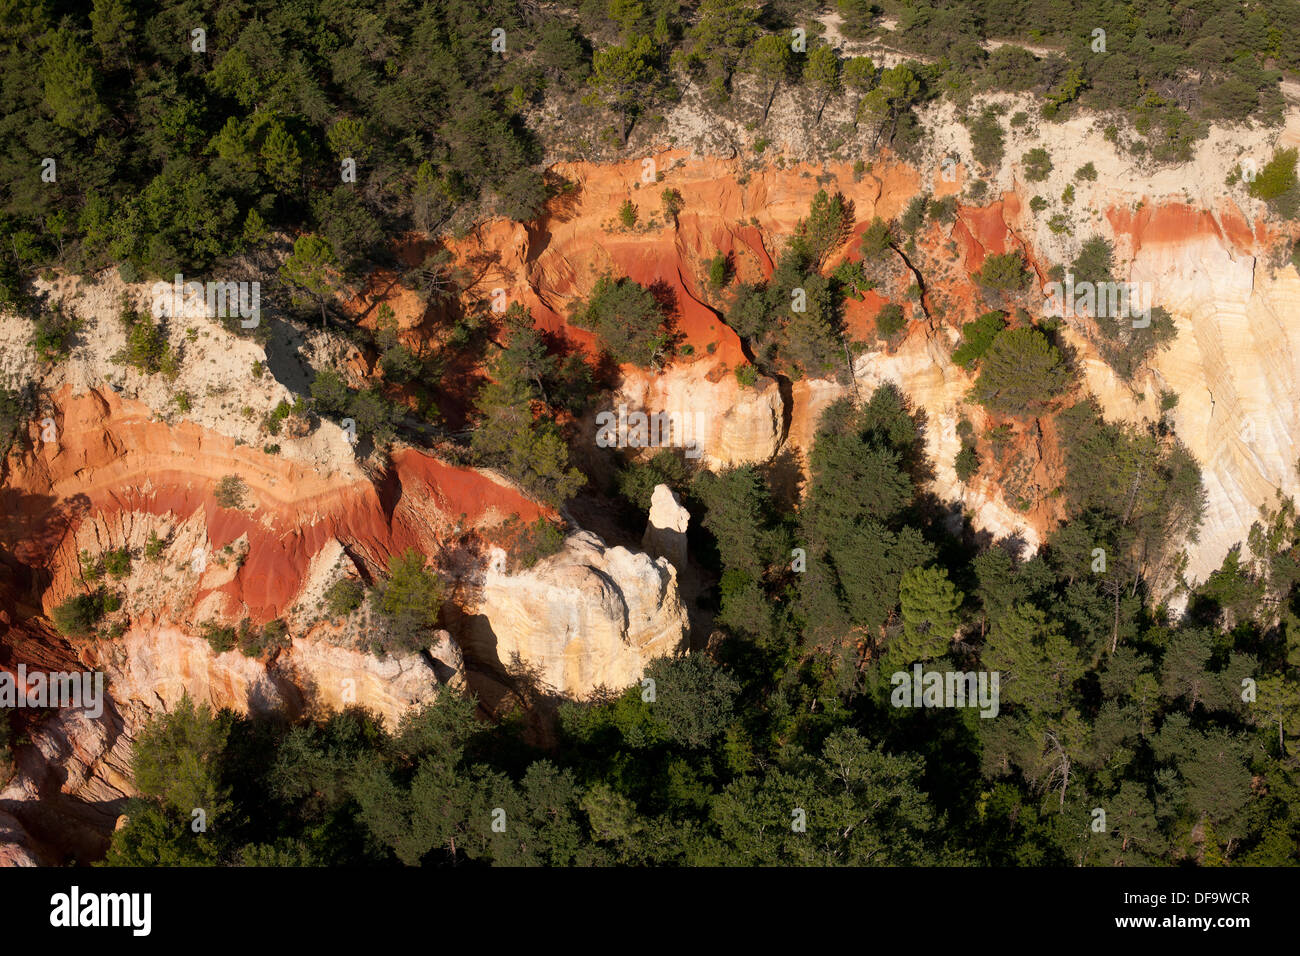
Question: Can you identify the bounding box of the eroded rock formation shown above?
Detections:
[465,531,688,697]
[643,484,689,573]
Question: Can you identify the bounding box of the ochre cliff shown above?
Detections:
[5,104,1300,863]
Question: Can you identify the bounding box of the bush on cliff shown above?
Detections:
[970,327,1070,417]
[324,579,364,618]
[52,590,111,637]
[570,275,669,369]
[367,549,444,656]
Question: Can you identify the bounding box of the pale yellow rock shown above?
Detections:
[643,484,690,572]
[279,629,461,720]
[468,531,688,696]
[616,365,784,468]
[92,621,450,728]
[1100,237,1300,585]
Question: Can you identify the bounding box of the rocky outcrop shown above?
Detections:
[643,484,690,572]
[0,383,542,859]
[279,630,463,718]
[466,531,688,697]
[615,368,786,469]
[0,810,52,866]
[6,100,1300,864]
[0,701,135,864]
[77,623,456,727]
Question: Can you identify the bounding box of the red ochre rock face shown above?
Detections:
[1104,199,1277,258]
[8,159,1246,647]
[1,386,547,626]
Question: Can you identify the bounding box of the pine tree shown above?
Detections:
[260,121,303,192]
[804,45,842,124]
[747,34,793,124]
[970,327,1070,417]
[280,234,342,325]
[42,28,107,132]
[893,565,963,664]
[587,36,655,144]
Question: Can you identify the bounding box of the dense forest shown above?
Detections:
[1,0,1297,867]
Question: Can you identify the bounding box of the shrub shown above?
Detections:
[899,195,929,235]
[79,549,102,581]
[115,306,175,376]
[618,199,638,229]
[233,618,290,658]
[201,620,238,654]
[955,444,979,482]
[214,474,247,509]
[617,448,691,510]
[952,310,1008,368]
[323,578,364,618]
[144,531,165,561]
[512,518,566,569]
[832,260,872,299]
[859,217,895,260]
[970,327,1071,416]
[260,619,290,653]
[735,364,758,387]
[792,190,853,266]
[1072,236,1115,285]
[571,275,669,368]
[103,548,131,579]
[52,590,110,637]
[29,308,80,362]
[1248,148,1298,202]
[977,252,1029,290]
[310,368,351,417]
[661,188,683,223]
[1075,162,1098,181]
[875,303,906,340]
[967,108,1005,169]
[368,549,444,656]
[928,196,958,224]
[1021,147,1052,182]
[706,254,731,290]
